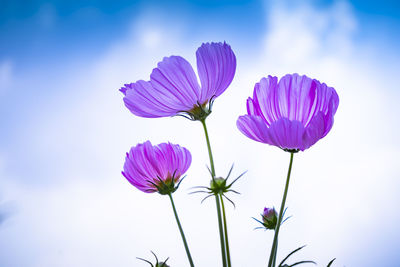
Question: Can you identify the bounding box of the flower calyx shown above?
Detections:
[190,164,246,207]
[137,251,170,267]
[146,171,186,195]
[210,177,229,194]
[283,148,300,153]
[176,97,216,121]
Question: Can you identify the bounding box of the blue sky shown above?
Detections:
[1,0,399,147]
[1,0,400,266]
[2,0,399,65]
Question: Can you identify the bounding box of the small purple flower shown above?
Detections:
[253,207,278,230]
[120,42,236,120]
[122,141,191,194]
[237,74,339,151]
[262,207,278,230]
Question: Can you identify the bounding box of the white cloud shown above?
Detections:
[261,0,357,72]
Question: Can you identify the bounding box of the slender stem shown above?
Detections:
[200,119,227,267]
[268,152,295,267]
[215,193,227,267]
[168,193,195,267]
[270,238,278,267]
[220,194,232,267]
[201,119,216,176]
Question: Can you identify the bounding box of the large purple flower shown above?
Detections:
[120,42,236,120]
[237,74,339,151]
[122,141,192,194]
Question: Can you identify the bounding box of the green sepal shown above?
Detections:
[175,98,215,121]
[146,171,187,195]
[137,251,170,267]
[327,258,336,267]
[190,163,246,207]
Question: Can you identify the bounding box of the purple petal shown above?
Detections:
[237,115,271,144]
[302,95,338,149]
[122,143,155,192]
[302,112,326,150]
[167,142,191,176]
[275,74,339,126]
[267,118,305,150]
[246,97,263,118]
[196,42,236,103]
[150,56,201,110]
[237,115,305,150]
[120,86,128,95]
[251,76,280,125]
[311,80,339,124]
[130,142,160,188]
[322,97,338,136]
[122,81,180,118]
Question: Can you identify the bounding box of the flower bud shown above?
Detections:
[262,207,277,230]
[210,177,226,189]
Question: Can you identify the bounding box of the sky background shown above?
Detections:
[1,0,400,266]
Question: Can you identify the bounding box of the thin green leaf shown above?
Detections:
[327,258,336,267]
[226,163,234,179]
[136,257,154,266]
[160,257,170,267]
[200,194,214,203]
[227,170,247,188]
[279,245,307,266]
[289,260,316,266]
[222,194,235,208]
[150,251,159,264]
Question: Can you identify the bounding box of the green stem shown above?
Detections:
[215,193,227,267]
[201,119,216,175]
[220,194,232,267]
[269,238,278,267]
[168,193,195,267]
[268,152,295,267]
[200,119,227,267]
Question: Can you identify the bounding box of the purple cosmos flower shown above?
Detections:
[120,42,236,121]
[122,141,191,194]
[237,74,339,152]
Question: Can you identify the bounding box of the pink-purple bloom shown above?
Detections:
[122,141,192,194]
[237,74,339,151]
[120,42,236,120]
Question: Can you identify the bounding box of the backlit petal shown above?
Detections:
[196,42,236,103]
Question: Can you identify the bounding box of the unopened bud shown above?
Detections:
[210,177,227,194]
[262,207,277,230]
